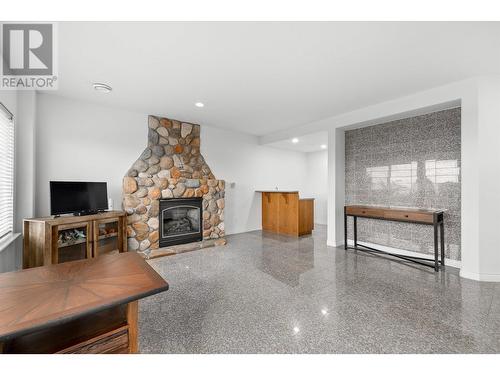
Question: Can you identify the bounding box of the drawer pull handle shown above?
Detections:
[405,215,409,218]
[362,211,366,214]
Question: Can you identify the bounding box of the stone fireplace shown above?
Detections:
[122,115,225,258]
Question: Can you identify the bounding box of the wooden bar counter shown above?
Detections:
[0,252,168,354]
[257,191,314,236]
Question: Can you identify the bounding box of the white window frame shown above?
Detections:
[0,102,15,240]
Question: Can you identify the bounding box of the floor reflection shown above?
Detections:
[256,234,315,286]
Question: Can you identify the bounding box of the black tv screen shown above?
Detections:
[50,181,108,215]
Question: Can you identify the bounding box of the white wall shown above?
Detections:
[35,93,308,235]
[35,93,147,217]
[303,150,328,225]
[202,126,308,234]
[328,128,345,247]
[475,76,500,279]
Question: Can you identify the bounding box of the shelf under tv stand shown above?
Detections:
[23,211,127,269]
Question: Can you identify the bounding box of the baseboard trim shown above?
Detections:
[459,269,500,282]
[327,240,343,247]
[345,240,462,269]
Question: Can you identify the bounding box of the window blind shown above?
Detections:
[0,103,14,239]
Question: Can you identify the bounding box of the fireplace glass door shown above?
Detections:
[159,198,203,247]
[162,206,200,237]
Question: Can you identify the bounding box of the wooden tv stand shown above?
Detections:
[23,211,127,269]
[0,252,168,354]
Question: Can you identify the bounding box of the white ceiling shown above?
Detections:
[55,22,500,136]
[268,131,328,153]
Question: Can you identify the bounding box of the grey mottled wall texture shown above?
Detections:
[345,108,461,260]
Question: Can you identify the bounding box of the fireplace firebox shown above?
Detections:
[159,198,203,247]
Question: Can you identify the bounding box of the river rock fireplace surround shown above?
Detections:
[122,115,226,258]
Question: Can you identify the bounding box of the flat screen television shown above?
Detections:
[50,181,108,216]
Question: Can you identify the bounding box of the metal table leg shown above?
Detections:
[353,216,358,248]
[440,220,445,266]
[433,214,439,272]
[344,208,348,250]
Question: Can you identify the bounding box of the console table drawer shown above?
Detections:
[383,210,433,224]
[345,206,383,218]
[345,206,435,224]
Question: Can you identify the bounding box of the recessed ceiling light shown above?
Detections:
[92,83,112,93]
[292,138,299,144]
[293,326,300,334]
[321,308,328,315]
[195,102,204,108]
[321,144,327,149]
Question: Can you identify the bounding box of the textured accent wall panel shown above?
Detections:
[345,108,461,260]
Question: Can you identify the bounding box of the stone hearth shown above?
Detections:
[122,115,225,258]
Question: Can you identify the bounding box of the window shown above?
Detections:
[0,103,14,239]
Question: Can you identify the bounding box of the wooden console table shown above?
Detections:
[0,252,168,354]
[23,211,127,269]
[257,191,314,236]
[344,205,445,271]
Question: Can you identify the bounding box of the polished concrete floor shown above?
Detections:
[139,225,500,353]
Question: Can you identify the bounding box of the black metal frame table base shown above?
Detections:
[344,208,445,272]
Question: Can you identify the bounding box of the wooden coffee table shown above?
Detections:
[0,252,168,354]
